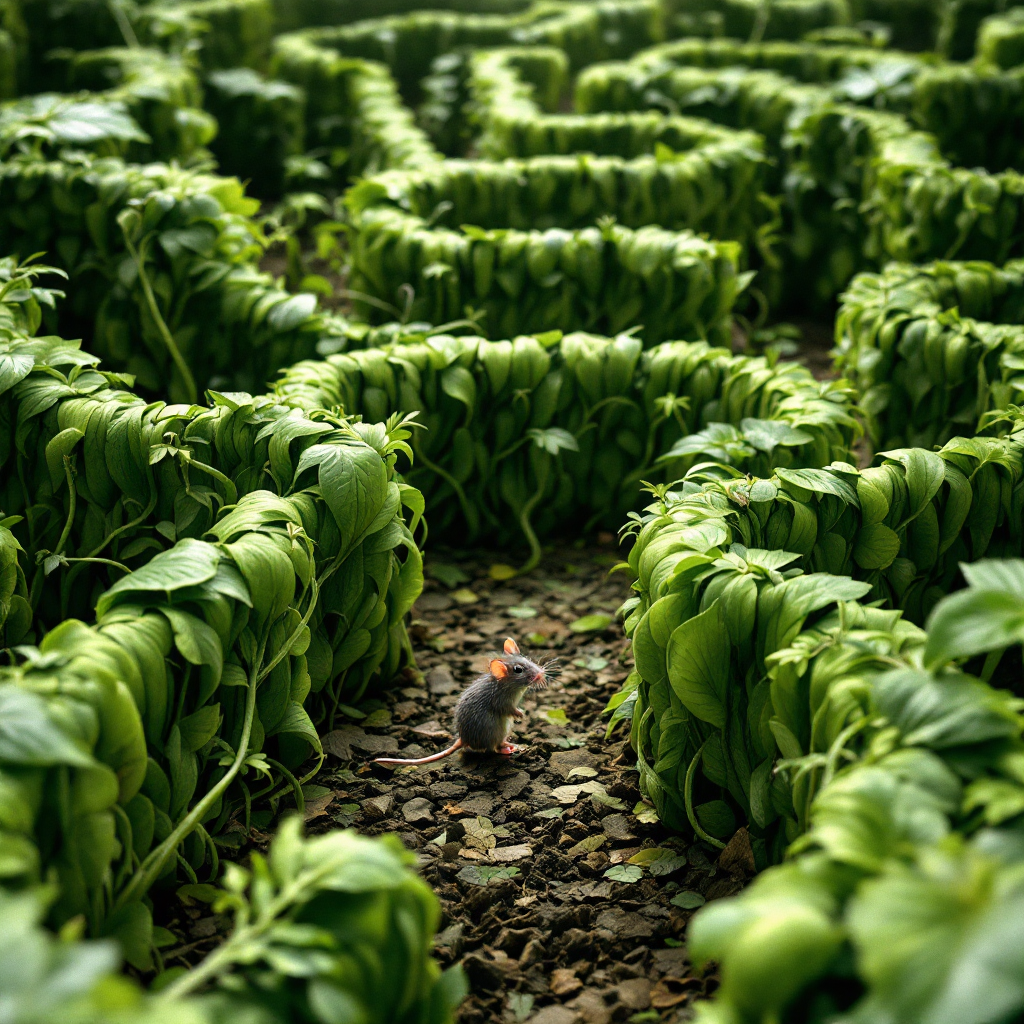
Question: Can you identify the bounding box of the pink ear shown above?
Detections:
[504,637,520,655]
[490,659,508,679]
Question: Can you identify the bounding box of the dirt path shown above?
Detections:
[310,541,755,1024]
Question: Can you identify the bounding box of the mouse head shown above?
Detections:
[489,637,547,689]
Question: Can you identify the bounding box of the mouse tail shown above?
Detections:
[373,738,463,766]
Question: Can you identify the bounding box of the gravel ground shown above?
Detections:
[307,540,757,1024]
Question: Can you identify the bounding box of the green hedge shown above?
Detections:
[835,258,1024,449]
[271,48,441,186]
[37,47,217,164]
[688,562,1024,1024]
[466,45,769,164]
[0,155,330,401]
[2,827,464,1024]
[270,0,531,33]
[618,439,1024,850]
[275,330,858,568]
[0,314,423,712]
[664,0,848,42]
[140,0,275,72]
[205,68,306,197]
[977,5,1024,68]
[271,0,662,99]
[343,149,769,339]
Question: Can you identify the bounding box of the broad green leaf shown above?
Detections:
[853,522,902,570]
[667,601,729,728]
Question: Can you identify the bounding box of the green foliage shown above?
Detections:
[272,1,661,98]
[345,159,753,342]
[204,68,306,198]
[0,275,423,713]
[0,822,463,1024]
[688,559,1024,1024]
[835,258,1024,449]
[276,330,857,562]
[977,6,1024,69]
[270,50,441,188]
[0,156,326,401]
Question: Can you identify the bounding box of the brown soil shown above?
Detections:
[309,541,756,1024]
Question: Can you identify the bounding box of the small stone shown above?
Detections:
[416,592,453,612]
[594,908,656,940]
[412,719,451,738]
[651,947,689,976]
[361,794,393,820]
[567,990,611,1024]
[550,968,583,998]
[402,797,435,825]
[499,770,531,799]
[392,700,420,722]
[615,977,652,1011]
[459,791,495,816]
[324,725,398,759]
[528,1004,579,1024]
[430,781,468,800]
[425,666,459,695]
[548,749,605,779]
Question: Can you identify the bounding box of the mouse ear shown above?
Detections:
[490,659,508,678]
[503,637,520,655]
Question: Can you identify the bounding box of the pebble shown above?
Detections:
[425,666,459,694]
[402,797,436,825]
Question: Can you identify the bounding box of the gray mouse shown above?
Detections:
[374,638,548,766]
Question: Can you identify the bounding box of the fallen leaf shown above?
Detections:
[451,588,479,605]
[303,791,335,821]
[490,843,532,863]
[670,891,706,910]
[508,992,535,1022]
[534,807,564,819]
[650,978,696,1009]
[514,894,538,907]
[629,848,670,866]
[551,780,610,804]
[542,707,569,725]
[550,968,582,998]
[566,766,598,780]
[457,865,520,886]
[568,834,606,857]
[604,864,643,883]
[508,605,538,619]
[362,708,391,728]
[633,801,660,824]
[428,562,470,588]
[489,563,517,580]
[527,631,547,645]
[569,613,613,632]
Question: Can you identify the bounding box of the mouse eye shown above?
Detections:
[513,664,523,673]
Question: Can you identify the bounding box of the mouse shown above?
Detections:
[373,637,549,766]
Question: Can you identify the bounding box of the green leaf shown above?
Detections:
[177,704,221,754]
[0,687,95,768]
[604,864,643,883]
[457,865,520,886]
[569,614,612,632]
[96,539,220,617]
[671,891,706,909]
[667,601,729,728]
[853,522,902,570]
